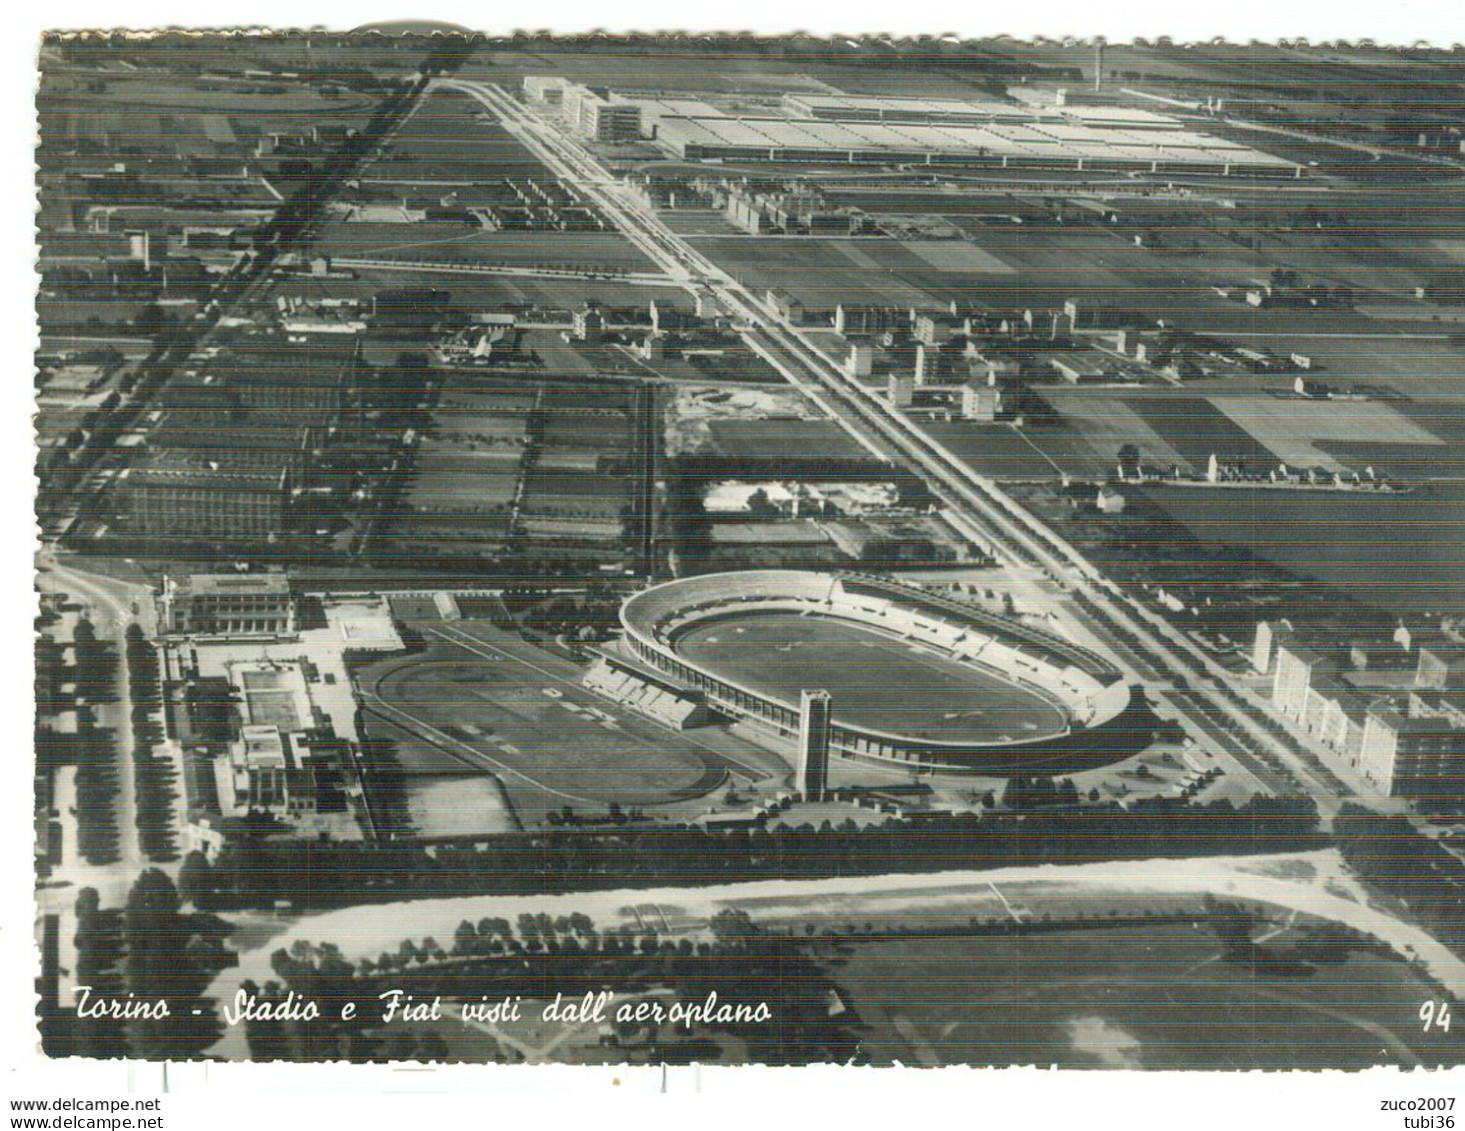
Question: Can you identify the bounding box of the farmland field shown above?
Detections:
[1142,480,1465,619]
[705,417,870,460]
[1210,395,1445,474]
[1034,387,1465,482]
[1124,396,1275,469]
[311,220,659,273]
[924,418,1111,480]
[407,444,522,511]
[376,89,547,178]
[521,468,629,516]
[540,412,634,451]
[691,236,938,309]
[899,240,1016,274]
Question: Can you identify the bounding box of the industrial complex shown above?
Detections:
[524,76,1300,175]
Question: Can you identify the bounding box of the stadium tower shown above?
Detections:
[798,689,833,801]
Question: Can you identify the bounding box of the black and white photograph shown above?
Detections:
[13,5,1465,1119]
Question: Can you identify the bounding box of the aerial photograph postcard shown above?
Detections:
[28,26,1465,1074]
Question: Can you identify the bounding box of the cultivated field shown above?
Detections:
[1142,481,1465,620]
[311,220,659,273]
[925,417,1112,480]
[406,443,522,511]
[1210,395,1445,474]
[705,417,870,461]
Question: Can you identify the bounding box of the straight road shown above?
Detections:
[440,78,1350,820]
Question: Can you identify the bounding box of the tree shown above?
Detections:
[177,851,216,909]
[710,909,757,946]
[1202,895,1258,961]
[1001,774,1031,810]
[122,870,191,1057]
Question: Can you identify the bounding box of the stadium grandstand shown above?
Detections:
[583,652,712,730]
[618,570,1150,774]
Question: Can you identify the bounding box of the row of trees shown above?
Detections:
[124,625,179,862]
[177,794,1323,913]
[37,618,122,865]
[43,873,235,1059]
[253,907,856,1066]
[1334,804,1465,958]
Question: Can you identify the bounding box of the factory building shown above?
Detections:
[781,92,1045,126]
[575,94,643,142]
[522,77,644,141]
[125,454,289,541]
[160,573,295,637]
[653,110,1297,176]
[211,338,360,417]
[522,75,571,108]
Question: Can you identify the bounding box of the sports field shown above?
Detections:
[829,921,1463,1070]
[359,621,786,819]
[672,611,1070,744]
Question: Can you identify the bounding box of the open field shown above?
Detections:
[673,610,1071,744]
[276,268,682,312]
[37,75,374,153]
[1045,395,1195,472]
[830,920,1463,1069]
[373,89,547,179]
[1211,395,1445,474]
[691,236,939,309]
[366,650,722,806]
[404,775,517,839]
[540,412,634,451]
[431,402,531,446]
[899,239,1016,274]
[1005,387,1465,483]
[1141,480,1465,619]
[311,220,660,273]
[462,50,856,94]
[704,417,870,460]
[1124,395,1275,469]
[521,468,629,517]
[925,418,1111,480]
[407,443,522,511]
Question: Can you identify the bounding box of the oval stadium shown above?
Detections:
[619,570,1150,775]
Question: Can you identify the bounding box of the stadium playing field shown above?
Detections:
[366,649,730,810]
[359,616,793,820]
[672,611,1070,745]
